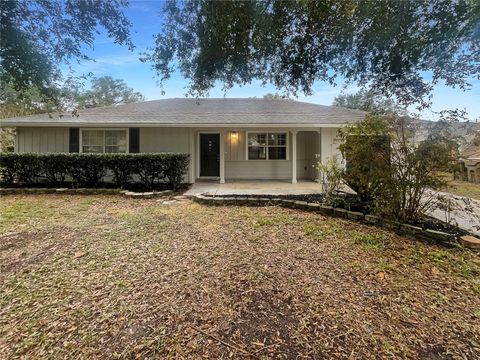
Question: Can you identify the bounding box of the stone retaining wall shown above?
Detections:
[192,194,461,246]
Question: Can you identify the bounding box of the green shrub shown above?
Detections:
[162,153,190,190]
[0,152,190,189]
[105,154,136,188]
[13,153,43,185]
[0,152,18,185]
[40,154,70,184]
[67,154,107,187]
[132,154,166,189]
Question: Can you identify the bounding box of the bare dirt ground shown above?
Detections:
[1,195,479,359]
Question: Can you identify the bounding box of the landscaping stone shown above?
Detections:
[235,197,248,205]
[142,192,154,199]
[307,203,321,211]
[318,205,334,215]
[173,195,188,200]
[333,207,348,218]
[424,229,456,243]
[458,235,480,249]
[347,211,364,221]
[364,215,380,224]
[400,223,423,236]
[211,197,225,205]
[294,200,309,210]
[246,197,259,206]
[282,199,296,208]
[379,219,401,230]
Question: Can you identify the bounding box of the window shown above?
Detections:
[248,132,287,160]
[82,129,127,153]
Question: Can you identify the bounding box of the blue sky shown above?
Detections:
[65,0,480,122]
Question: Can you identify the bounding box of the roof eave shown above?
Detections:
[0,122,350,128]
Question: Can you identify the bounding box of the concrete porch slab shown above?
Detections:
[184,180,323,196]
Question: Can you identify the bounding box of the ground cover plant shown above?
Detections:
[1,195,479,359]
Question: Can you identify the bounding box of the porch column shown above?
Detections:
[188,129,195,183]
[291,130,297,184]
[317,129,322,182]
[219,130,225,183]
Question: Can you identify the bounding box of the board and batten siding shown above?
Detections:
[320,127,343,166]
[224,130,292,180]
[139,127,190,153]
[16,127,69,153]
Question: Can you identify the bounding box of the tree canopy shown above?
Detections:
[76,76,145,108]
[332,89,399,114]
[0,0,133,97]
[143,0,480,107]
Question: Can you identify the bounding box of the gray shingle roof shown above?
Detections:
[0,98,365,127]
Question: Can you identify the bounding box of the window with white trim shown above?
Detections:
[248,133,287,160]
[82,129,127,153]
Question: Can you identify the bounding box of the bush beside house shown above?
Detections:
[0,153,190,190]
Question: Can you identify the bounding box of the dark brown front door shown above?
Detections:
[200,133,220,177]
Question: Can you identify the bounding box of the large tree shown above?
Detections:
[332,89,399,114]
[0,0,133,98]
[143,0,480,107]
[76,76,145,108]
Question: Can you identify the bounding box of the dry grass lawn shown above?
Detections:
[1,195,479,359]
[438,172,480,200]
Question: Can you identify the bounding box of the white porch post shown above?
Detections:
[291,130,297,184]
[219,130,225,184]
[188,129,195,183]
[317,128,322,182]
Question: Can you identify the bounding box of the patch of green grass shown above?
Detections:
[304,224,327,240]
[374,260,396,272]
[0,199,54,232]
[304,221,346,241]
[255,214,294,227]
[351,231,389,251]
[474,310,480,319]
[430,292,449,307]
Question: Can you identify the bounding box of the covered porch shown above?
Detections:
[184,179,323,196]
[189,127,343,184]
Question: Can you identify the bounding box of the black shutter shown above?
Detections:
[129,128,140,153]
[69,128,79,153]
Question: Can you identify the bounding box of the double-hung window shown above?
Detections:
[247,132,287,160]
[81,129,127,153]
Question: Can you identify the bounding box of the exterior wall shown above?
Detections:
[16,127,69,153]
[320,127,343,166]
[14,126,342,183]
[139,127,190,153]
[223,129,293,180]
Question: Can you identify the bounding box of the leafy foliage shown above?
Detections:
[332,89,400,114]
[76,76,145,108]
[339,115,392,206]
[143,0,480,106]
[0,0,133,98]
[339,115,453,221]
[0,153,190,189]
[313,155,344,205]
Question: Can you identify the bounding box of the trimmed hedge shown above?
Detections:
[0,153,190,189]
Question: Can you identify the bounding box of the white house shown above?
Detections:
[0,98,365,184]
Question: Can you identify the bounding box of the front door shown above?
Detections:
[200,133,220,177]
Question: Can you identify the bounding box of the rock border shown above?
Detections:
[0,187,173,199]
[192,194,468,247]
